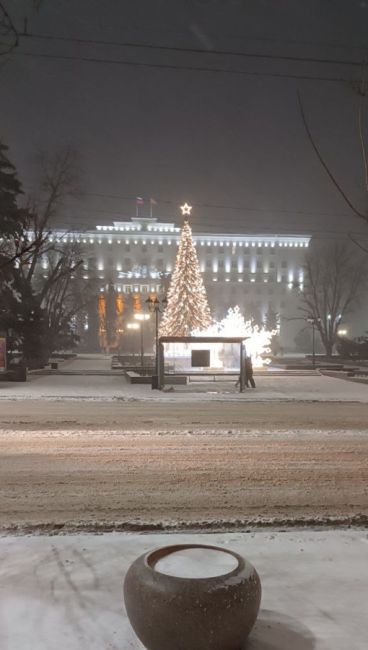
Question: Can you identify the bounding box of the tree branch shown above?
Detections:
[0,2,18,55]
[348,232,368,253]
[358,96,368,193]
[298,90,367,222]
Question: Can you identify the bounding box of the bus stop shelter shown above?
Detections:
[158,336,249,392]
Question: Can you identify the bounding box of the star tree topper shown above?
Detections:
[180,202,192,216]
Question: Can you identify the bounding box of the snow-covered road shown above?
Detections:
[1,426,367,530]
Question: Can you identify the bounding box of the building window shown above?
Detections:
[158,244,163,253]
[142,244,147,253]
[125,243,130,252]
[257,247,262,254]
[256,261,262,269]
[218,260,224,269]
[125,258,131,267]
[281,261,287,268]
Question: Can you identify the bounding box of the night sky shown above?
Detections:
[1,0,368,239]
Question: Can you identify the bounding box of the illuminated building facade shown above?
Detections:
[50,217,311,352]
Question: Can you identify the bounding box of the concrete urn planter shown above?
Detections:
[123,543,261,650]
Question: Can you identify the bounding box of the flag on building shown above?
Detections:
[136,196,144,216]
[150,197,157,216]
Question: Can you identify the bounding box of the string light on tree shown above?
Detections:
[194,306,277,367]
[159,219,212,336]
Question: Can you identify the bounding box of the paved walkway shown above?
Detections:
[1,530,367,649]
[1,370,368,402]
[63,354,112,372]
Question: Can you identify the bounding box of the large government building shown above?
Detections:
[51,216,311,352]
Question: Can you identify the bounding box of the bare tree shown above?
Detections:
[299,240,368,355]
[0,1,43,57]
[0,147,97,365]
[1,147,80,272]
[38,244,98,356]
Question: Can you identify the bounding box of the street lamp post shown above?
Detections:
[145,296,167,380]
[307,317,321,367]
[134,313,151,368]
[126,322,140,360]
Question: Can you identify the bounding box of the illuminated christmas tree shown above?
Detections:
[160,219,212,336]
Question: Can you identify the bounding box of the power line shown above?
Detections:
[115,23,368,54]
[77,191,359,220]
[23,185,365,222]
[53,217,368,240]
[20,32,367,68]
[56,209,365,236]
[69,204,355,221]
[15,50,353,83]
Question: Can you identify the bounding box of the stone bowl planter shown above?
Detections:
[123,543,261,650]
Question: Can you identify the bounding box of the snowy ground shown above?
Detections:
[1,529,367,650]
[1,369,368,402]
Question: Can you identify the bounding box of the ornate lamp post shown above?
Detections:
[145,296,167,379]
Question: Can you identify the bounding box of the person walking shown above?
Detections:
[245,356,256,388]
